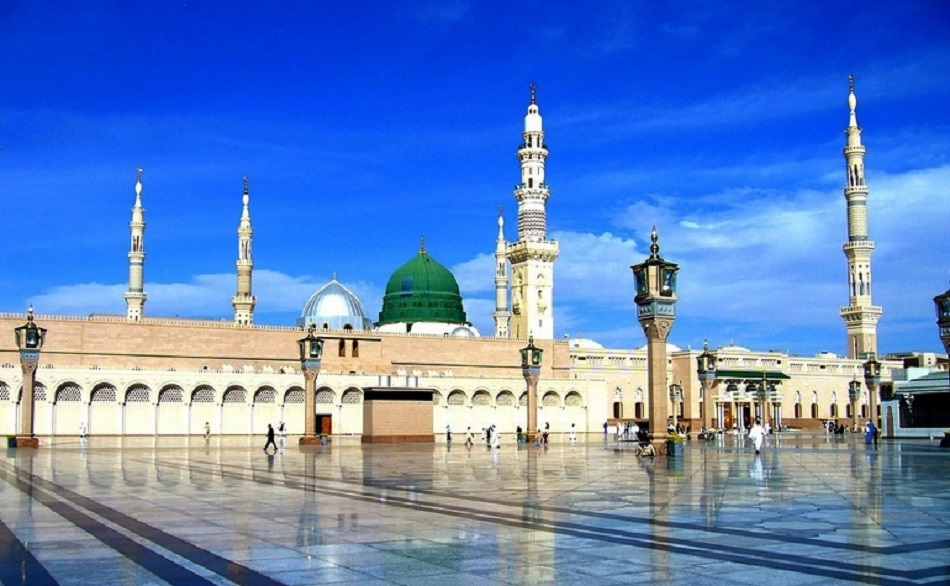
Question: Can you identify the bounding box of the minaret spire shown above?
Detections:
[839,75,882,358]
[506,85,560,339]
[124,168,147,322]
[493,206,511,338]
[232,176,257,325]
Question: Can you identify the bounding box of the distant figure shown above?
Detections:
[569,423,577,443]
[603,421,608,436]
[204,421,211,440]
[278,421,287,451]
[491,425,501,449]
[864,419,878,446]
[446,424,452,443]
[516,425,523,443]
[79,422,87,439]
[263,424,278,452]
[749,418,766,455]
[465,426,474,447]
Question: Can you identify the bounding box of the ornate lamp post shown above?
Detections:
[13,307,46,448]
[848,378,862,429]
[755,374,770,427]
[863,355,881,428]
[934,284,950,390]
[631,227,679,450]
[668,381,683,431]
[696,340,718,430]
[520,336,543,439]
[297,325,324,445]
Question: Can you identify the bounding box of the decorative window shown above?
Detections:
[284,388,305,404]
[472,391,491,406]
[496,391,515,406]
[254,387,277,404]
[192,386,215,403]
[565,392,583,407]
[315,389,335,404]
[542,391,560,407]
[341,389,362,404]
[223,387,247,404]
[0,383,9,402]
[91,384,117,402]
[159,386,183,403]
[447,390,466,405]
[56,383,82,402]
[126,385,150,403]
[519,392,528,407]
[432,391,442,405]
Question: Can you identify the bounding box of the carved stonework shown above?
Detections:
[638,318,672,341]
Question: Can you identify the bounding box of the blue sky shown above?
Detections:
[2,1,949,356]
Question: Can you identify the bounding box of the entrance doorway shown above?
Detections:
[316,414,332,435]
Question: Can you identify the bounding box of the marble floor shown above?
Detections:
[1,432,949,585]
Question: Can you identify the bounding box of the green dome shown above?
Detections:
[376,249,468,328]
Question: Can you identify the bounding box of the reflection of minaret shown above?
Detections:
[506,84,559,339]
[232,177,257,325]
[839,75,882,358]
[125,168,147,322]
[493,206,510,337]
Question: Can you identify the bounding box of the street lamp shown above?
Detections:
[668,381,683,431]
[631,227,679,449]
[934,284,950,392]
[755,374,770,427]
[848,378,862,429]
[863,355,881,429]
[520,335,543,439]
[297,324,324,445]
[13,306,46,448]
[696,340,718,430]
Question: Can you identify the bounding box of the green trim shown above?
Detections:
[717,369,790,380]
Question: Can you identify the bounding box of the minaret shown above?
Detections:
[124,168,147,322]
[506,84,559,339]
[493,206,510,338]
[232,176,256,325]
[840,75,882,358]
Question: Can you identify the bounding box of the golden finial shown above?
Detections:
[649,226,660,259]
[243,176,249,194]
[420,236,426,254]
[848,73,854,93]
[529,82,537,105]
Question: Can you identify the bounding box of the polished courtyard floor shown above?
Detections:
[1,432,948,585]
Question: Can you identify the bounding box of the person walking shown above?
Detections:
[445,424,452,444]
[278,421,287,451]
[263,423,278,453]
[464,426,474,447]
[491,425,501,449]
[749,418,766,455]
[864,419,878,446]
[79,422,87,440]
[204,421,211,440]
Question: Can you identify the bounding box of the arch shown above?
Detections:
[284,387,305,404]
[519,392,528,407]
[794,403,803,418]
[341,388,362,404]
[315,388,335,404]
[157,385,183,403]
[432,390,443,405]
[472,390,491,406]
[542,391,560,407]
[253,387,277,404]
[496,391,515,406]
[55,382,82,403]
[447,390,467,406]
[811,403,819,418]
[191,386,214,403]
[565,391,583,407]
[88,383,118,435]
[33,383,47,402]
[125,384,150,403]
[222,386,247,404]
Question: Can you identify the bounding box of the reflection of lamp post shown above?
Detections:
[631,227,679,449]
[520,336,543,437]
[934,284,950,393]
[14,306,46,448]
[297,325,324,445]
[848,378,862,429]
[696,340,718,430]
[668,381,682,430]
[863,355,881,428]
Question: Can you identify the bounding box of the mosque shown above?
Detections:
[2,79,939,440]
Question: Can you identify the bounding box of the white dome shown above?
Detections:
[718,343,751,353]
[569,337,603,350]
[298,277,371,330]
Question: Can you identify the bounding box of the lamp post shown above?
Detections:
[863,355,881,429]
[696,340,718,430]
[934,284,950,392]
[297,325,324,445]
[755,374,770,427]
[13,306,46,448]
[848,378,862,429]
[631,227,679,451]
[668,381,682,431]
[520,336,543,439]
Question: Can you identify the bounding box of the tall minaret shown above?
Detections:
[493,206,510,338]
[506,84,559,339]
[124,168,147,322]
[840,75,882,358]
[232,177,256,325]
